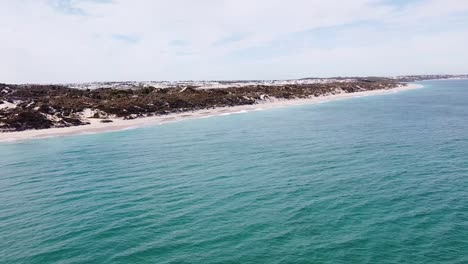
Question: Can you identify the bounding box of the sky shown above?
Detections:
[1,0,468,83]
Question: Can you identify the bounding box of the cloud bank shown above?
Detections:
[1,0,468,83]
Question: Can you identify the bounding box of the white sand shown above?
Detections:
[0,101,18,110]
[0,83,423,143]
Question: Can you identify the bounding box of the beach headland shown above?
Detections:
[0,82,423,143]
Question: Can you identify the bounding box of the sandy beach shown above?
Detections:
[0,83,423,143]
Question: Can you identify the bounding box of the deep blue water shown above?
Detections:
[1,80,467,263]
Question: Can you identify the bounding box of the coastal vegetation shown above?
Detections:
[0,78,406,132]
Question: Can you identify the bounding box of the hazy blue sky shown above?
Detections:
[1,0,468,83]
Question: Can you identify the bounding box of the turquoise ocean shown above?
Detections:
[1,80,467,263]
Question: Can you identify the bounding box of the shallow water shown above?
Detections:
[1,80,467,263]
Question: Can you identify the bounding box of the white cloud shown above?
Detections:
[0,0,467,83]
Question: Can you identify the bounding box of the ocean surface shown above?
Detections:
[1,80,467,264]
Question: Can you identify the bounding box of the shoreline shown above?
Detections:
[0,83,423,143]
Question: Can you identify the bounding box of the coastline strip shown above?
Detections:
[0,83,423,143]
